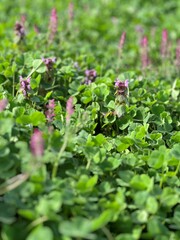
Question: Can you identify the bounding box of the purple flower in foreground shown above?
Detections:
[20,76,31,96]
[84,69,97,85]
[0,99,8,112]
[66,96,74,124]
[30,129,44,157]
[45,99,55,123]
[42,57,56,71]
[115,79,129,96]
[49,8,58,43]
[15,21,25,40]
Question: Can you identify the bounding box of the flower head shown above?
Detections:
[20,76,31,96]
[30,129,44,157]
[45,99,55,123]
[84,69,97,85]
[115,79,128,95]
[66,96,74,123]
[15,21,25,40]
[0,99,8,112]
[42,57,56,71]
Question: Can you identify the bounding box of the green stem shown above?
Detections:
[27,60,43,79]
[52,129,69,179]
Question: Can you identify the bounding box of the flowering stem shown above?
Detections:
[52,129,69,179]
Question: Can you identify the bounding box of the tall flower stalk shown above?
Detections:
[161,29,168,59]
[48,8,58,43]
[118,32,126,57]
[20,76,31,96]
[45,99,55,123]
[140,36,150,69]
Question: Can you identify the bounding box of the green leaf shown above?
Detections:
[59,217,93,238]
[146,196,158,214]
[27,226,53,240]
[32,59,43,70]
[147,217,169,236]
[130,174,153,191]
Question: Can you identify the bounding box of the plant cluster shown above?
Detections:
[0,0,180,240]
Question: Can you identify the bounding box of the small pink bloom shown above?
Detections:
[45,99,55,123]
[84,69,97,85]
[42,57,56,71]
[115,79,129,96]
[66,96,74,123]
[30,129,44,157]
[0,99,8,112]
[20,76,31,96]
[15,21,25,40]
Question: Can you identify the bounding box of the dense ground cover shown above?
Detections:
[0,0,180,239]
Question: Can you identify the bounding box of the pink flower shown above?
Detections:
[115,79,129,96]
[45,99,55,123]
[0,99,8,112]
[84,69,97,85]
[15,21,25,40]
[66,96,74,123]
[140,36,150,69]
[30,129,44,157]
[161,29,168,58]
[42,57,56,71]
[20,76,31,96]
[49,8,58,43]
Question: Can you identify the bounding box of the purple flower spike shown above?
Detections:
[30,129,44,157]
[66,96,74,124]
[0,99,8,112]
[84,69,97,85]
[49,8,58,43]
[20,76,31,96]
[140,36,150,69]
[15,21,25,40]
[118,32,126,55]
[45,99,55,123]
[115,79,129,96]
[42,57,56,71]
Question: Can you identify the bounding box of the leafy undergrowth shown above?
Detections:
[0,0,180,240]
